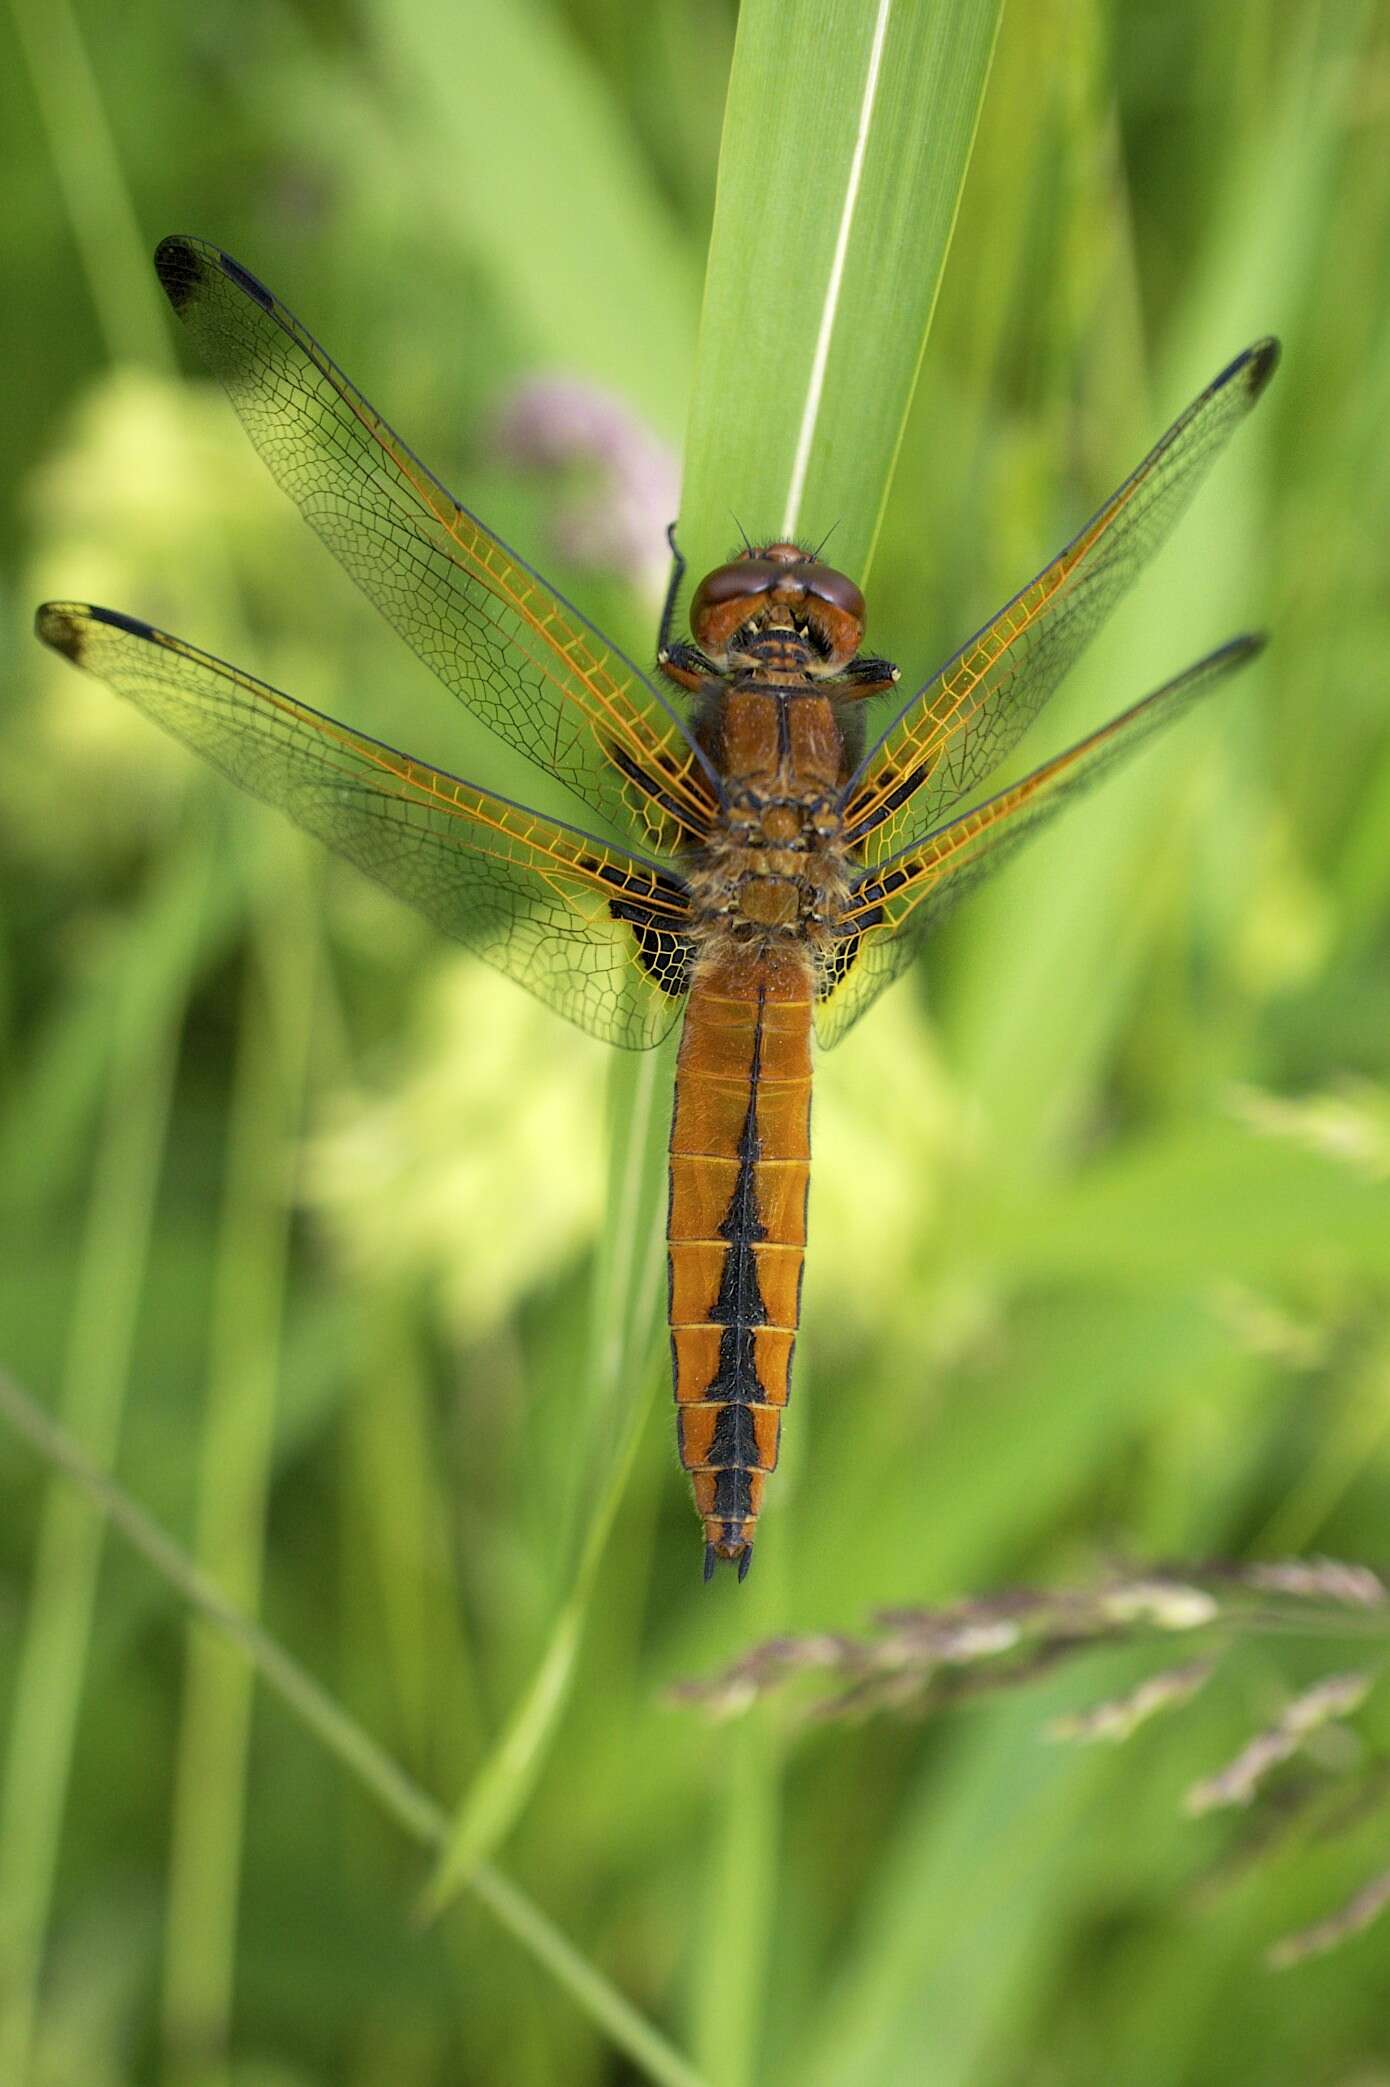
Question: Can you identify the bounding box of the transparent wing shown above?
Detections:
[815,637,1262,1046]
[152,235,719,855]
[36,603,692,1050]
[843,340,1279,862]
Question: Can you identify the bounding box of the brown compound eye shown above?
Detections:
[690,559,783,654]
[795,562,866,667]
[690,552,867,667]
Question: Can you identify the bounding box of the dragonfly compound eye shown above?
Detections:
[691,550,866,668]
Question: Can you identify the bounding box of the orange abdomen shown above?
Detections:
[667,947,813,1578]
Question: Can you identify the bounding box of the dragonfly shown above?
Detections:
[36,236,1278,1580]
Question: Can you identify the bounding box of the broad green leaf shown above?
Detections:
[679,0,1003,585]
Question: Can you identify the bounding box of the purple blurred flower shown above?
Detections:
[491,376,680,605]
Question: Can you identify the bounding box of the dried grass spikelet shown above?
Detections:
[1184,1672,1372,1815]
[1046,1658,1216,1744]
[672,1568,1252,1723]
[672,1558,1390,1968]
[1269,1867,1390,1970]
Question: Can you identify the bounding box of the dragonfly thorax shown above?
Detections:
[688,682,855,958]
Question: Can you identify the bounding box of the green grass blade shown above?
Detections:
[419,1038,673,1919]
[0,1369,711,2087]
[942,3,1358,1175]
[159,846,319,2084]
[373,0,700,429]
[414,7,1002,1918]
[679,0,1002,586]
[0,892,191,2081]
[691,1718,783,2087]
[667,7,1000,2073]
[0,839,242,1216]
[6,0,169,368]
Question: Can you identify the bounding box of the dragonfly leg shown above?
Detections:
[657,639,717,694]
[838,653,901,698]
[657,519,687,656]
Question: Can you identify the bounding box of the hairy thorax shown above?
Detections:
[688,683,855,962]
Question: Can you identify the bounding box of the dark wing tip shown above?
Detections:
[90,604,158,640]
[216,250,275,313]
[155,236,275,318]
[1208,336,1281,406]
[34,601,86,660]
[703,1543,717,1584]
[36,602,160,662]
[1245,336,1281,399]
[154,235,207,312]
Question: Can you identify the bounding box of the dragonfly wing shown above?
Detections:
[152,236,719,856]
[815,636,1263,1046]
[37,603,692,1050]
[843,340,1278,861]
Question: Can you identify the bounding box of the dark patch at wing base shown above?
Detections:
[589,857,692,998]
[606,897,691,998]
[817,634,1265,1046]
[814,916,881,1007]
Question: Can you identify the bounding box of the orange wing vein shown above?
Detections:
[843,339,1279,862]
[816,635,1264,1045]
[36,603,692,1049]
[153,235,719,857]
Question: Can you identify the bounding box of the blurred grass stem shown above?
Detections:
[0,1368,711,2087]
[0,938,185,2081]
[7,0,170,367]
[159,850,319,2087]
[420,1039,672,1918]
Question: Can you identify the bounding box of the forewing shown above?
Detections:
[36,604,692,1050]
[152,236,719,855]
[816,637,1262,1046]
[843,340,1279,861]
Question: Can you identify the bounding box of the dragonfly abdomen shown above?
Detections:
[667,947,813,1578]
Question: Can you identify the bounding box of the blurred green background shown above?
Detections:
[3,1,1390,2082]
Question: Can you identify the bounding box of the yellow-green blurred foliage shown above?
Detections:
[2,2,1389,2084]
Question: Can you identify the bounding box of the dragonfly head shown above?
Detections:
[690,542,866,674]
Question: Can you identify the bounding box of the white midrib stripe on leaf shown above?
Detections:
[780,0,894,543]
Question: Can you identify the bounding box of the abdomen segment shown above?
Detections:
[667,948,813,1577]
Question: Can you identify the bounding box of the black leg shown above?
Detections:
[841,654,901,696]
[657,519,687,658]
[657,638,715,692]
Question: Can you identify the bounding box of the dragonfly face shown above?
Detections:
[37,236,1279,1579]
[687,544,868,674]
